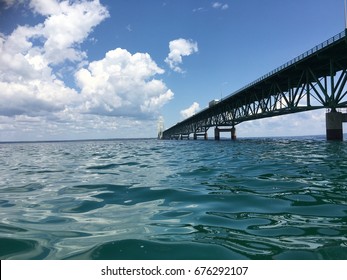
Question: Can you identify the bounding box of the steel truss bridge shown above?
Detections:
[162,29,347,140]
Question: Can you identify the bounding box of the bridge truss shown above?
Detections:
[163,30,347,140]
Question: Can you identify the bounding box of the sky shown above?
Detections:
[0,0,346,141]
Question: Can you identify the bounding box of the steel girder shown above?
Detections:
[162,30,347,139]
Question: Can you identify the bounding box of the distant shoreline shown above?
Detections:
[0,138,157,144]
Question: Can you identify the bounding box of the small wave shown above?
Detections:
[86,162,140,170]
[86,163,120,170]
[0,223,28,234]
[0,237,49,260]
[0,183,45,193]
[65,239,244,260]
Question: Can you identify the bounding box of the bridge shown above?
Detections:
[162,29,347,141]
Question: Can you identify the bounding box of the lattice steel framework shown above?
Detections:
[163,30,347,139]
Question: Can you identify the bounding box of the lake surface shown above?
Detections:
[0,137,346,259]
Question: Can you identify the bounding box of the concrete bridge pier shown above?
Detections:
[326,111,347,140]
[214,127,236,140]
[180,134,190,140]
[231,126,236,140]
[214,127,220,140]
[193,132,208,140]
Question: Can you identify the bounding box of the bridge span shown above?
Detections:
[162,29,347,141]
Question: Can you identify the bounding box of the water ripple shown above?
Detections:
[1,138,347,259]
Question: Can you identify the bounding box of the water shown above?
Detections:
[0,137,346,260]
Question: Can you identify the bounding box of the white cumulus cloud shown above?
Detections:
[38,0,110,64]
[165,38,198,73]
[75,48,174,118]
[180,102,200,119]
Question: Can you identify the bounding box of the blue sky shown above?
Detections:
[0,0,345,141]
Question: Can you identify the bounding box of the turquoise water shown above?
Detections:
[0,137,346,259]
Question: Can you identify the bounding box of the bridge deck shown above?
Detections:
[163,30,347,139]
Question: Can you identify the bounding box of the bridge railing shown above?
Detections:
[224,29,347,100]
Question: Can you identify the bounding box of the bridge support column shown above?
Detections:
[215,127,236,140]
[194,132,208,140]
[214,127,220,140]
[231,126,236,140]
[326,111,345,140]
[180,134,190,140]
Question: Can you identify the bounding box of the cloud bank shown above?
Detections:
[0,0,174,140]
[165,38,198,73]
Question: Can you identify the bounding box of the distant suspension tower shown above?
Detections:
[157,116,164,139]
